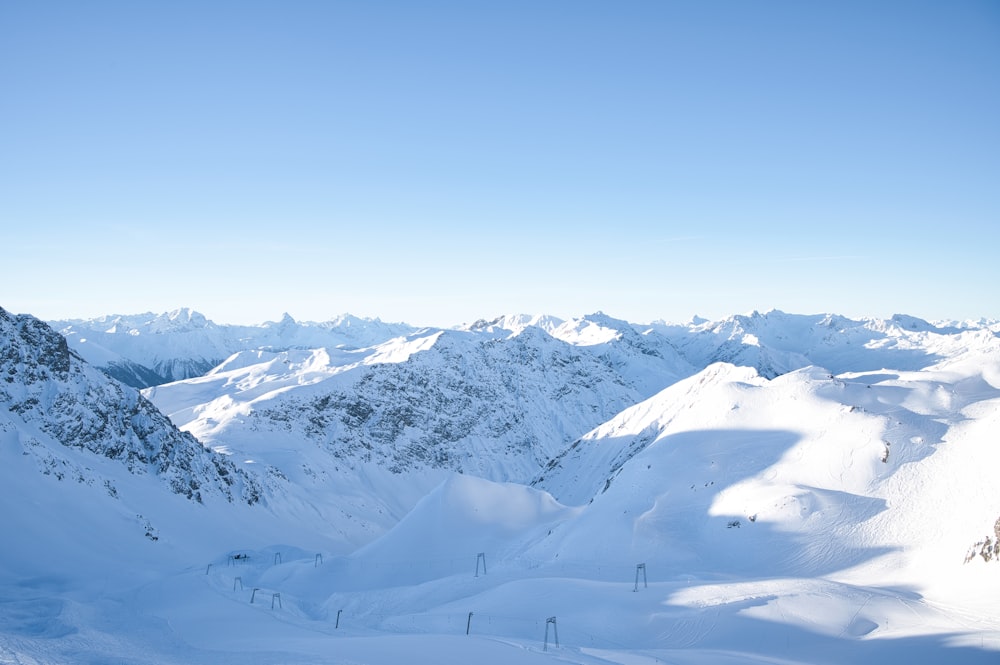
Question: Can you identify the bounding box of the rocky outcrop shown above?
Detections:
[965,516,1000,564]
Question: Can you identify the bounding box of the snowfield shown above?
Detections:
[2,307,999,664]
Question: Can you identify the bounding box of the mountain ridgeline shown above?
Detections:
[45,310,1000,483]
[53,308,996,391]
[52,308,418,388]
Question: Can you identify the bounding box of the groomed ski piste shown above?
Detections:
[3,310,1000,664]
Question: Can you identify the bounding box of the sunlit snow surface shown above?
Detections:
[3,310,1000,663]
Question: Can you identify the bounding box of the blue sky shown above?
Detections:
[2,1,998,326]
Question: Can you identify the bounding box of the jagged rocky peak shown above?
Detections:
[149,307,211,333]
[550,311,628,345]
[581,310,632,328]
[508,322,557,345]
[1,306,75,384]
[95,315,132,334]
[322,313,369,329]
[0,306,261,505]
[466,314,521,333]
[550,313,676,365]
[269,312,297,327]
[706,309,772,336]
[818,313,852,330]
[889,313,935,332]
[462,314,564,337]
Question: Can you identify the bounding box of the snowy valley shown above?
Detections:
[2,306,999,664]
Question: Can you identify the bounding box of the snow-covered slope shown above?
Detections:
[514,352,1000,661]
[531,359,1000,591]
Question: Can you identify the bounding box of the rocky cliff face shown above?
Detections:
[0,307,261,504]
[240,325,684,482]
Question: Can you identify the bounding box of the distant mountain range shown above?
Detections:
[50,308,416,388]
[49,308,999,389]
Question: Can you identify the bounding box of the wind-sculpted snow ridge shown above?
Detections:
[50,308,418,388]
[0,307,261,505]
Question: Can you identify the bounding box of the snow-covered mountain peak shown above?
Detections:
[96,315,137,335]
[148,307,211,333]
[707,308,781,335]
[818,312,854,330]
[549,311,635,346]
[318,312,391,331]
[868,312,974,337]
[533,362,767,505]
[1,307,75,382]
[460,313,564,337]
[264,311,297,330]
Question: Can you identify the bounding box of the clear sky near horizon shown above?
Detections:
[2,1,998,327]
